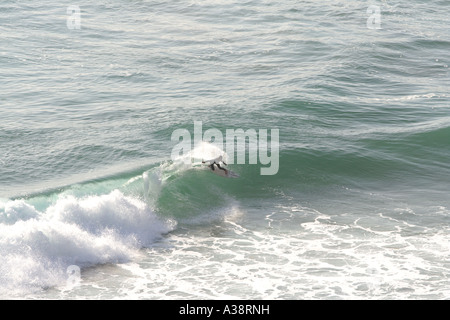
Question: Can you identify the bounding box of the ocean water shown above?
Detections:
[1,0,449,299]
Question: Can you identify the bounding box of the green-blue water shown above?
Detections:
[1,0,449,299]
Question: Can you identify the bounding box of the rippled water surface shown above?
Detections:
[1,0,449,299]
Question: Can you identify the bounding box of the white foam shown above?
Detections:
[190,141,228,164]
[108,205,450,300]
[0,190,175,297]
[172,141,228,169]
[0,199,40,224]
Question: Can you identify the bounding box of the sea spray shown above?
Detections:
[0,190,175,296]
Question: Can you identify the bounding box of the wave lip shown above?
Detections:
[0,190,175,297]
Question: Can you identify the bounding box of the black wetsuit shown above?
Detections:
[210,162,227,172]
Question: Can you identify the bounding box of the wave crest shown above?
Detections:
[0,190,175,297]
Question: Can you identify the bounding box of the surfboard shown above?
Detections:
[209,165,239,178]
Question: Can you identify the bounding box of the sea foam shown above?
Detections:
[0,190,175,297]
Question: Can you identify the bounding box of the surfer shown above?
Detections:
[202,156,228,175]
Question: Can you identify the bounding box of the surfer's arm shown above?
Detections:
[202,156,223,165]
